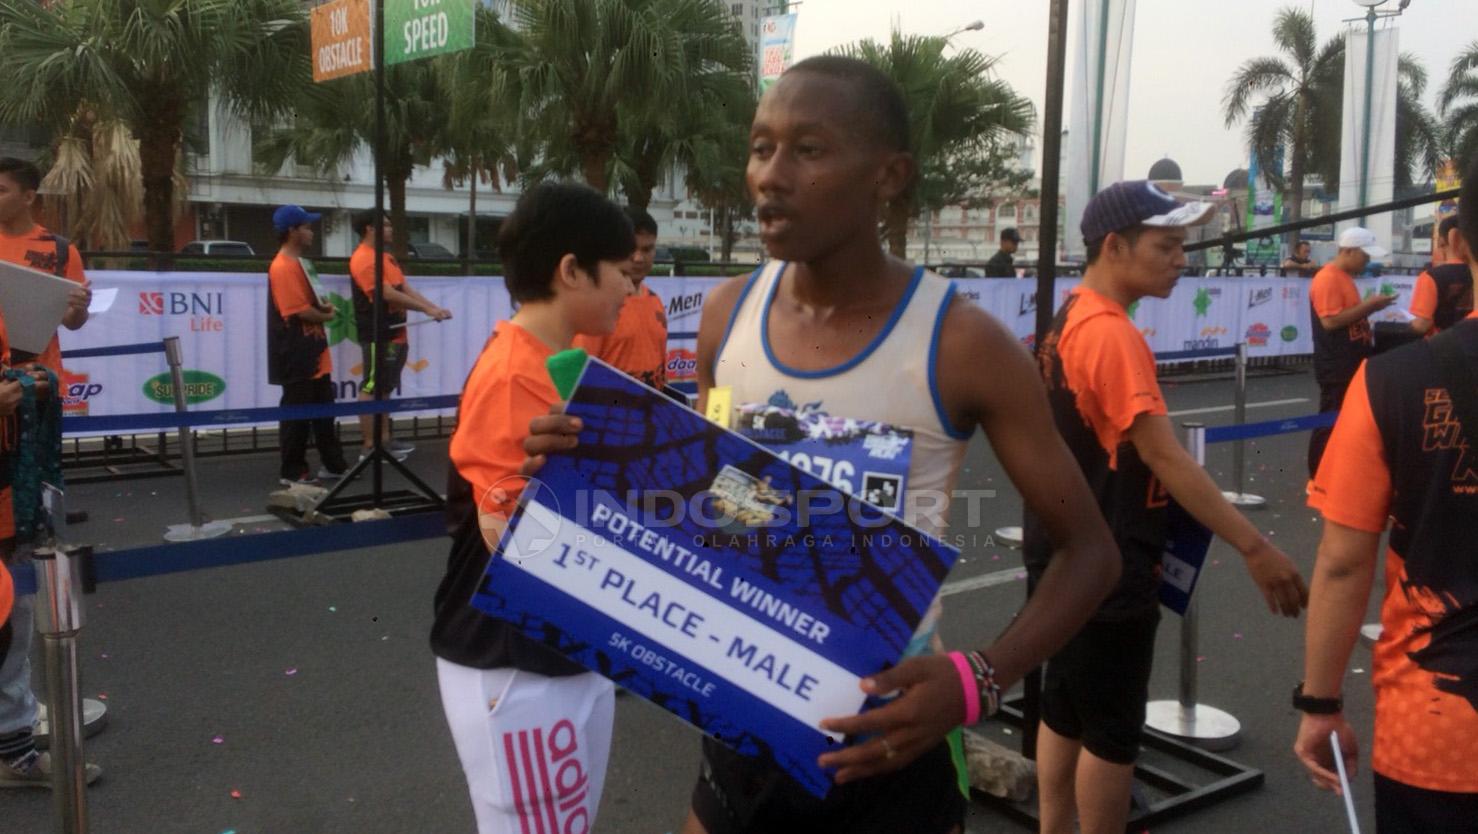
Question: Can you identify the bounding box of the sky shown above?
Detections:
[787,0,1475,186]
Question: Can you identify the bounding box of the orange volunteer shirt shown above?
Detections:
[349,244,409,345]
[0,225,86,372]
[574,284,668,389]
[1311,264,1374,347]
[1409,270,1438,323]
[1309,327,1478,794]
[268,253,332,379]
[1053,286,1168,468]
[449,321,557,517]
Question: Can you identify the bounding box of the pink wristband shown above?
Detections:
[948,651,981,726]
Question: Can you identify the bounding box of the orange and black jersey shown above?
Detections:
[348,244,409,346]
[1310,264,1373,385]
[0,225,86,372]
[1410,262,1473,334]
[1024,287,1169,622]
[266,253,332,384]
[1310,314,1478,793]
[432,321,584,676]
[574,284,668,389]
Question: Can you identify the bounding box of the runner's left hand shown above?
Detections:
[816,654,964,784]
[1294,713,1357,794]
[1243,539,1308,616]
[66,282,91,313]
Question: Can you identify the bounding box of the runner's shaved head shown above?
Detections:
[784,56,911,154]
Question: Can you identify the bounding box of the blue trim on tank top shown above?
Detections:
[712,264,767,379]
[760,264,926,379]
[929,282,974,440]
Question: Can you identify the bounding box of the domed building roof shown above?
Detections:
[1223,168,1250,191]
[1148,157,1183,183]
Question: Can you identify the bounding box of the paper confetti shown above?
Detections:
[97,693,108,700]
[285,668,298,676]
[230,790,242,799]
[1196,656,1206,663]
[328,606,337,613]
[212,736,224,745]
[1353,668,1365,674]
[1233,633,1243,640]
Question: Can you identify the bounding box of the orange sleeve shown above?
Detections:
[1311,269,1353,318]
[269,258,315,318]
[1409,272,1437,320]
[1308,363,1391,532]
[349,249,373,295]
[1060,314,1166,457]
[450,366,556,517]
[571,332,607,358]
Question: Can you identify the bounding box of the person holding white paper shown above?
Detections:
[0,158,90,371]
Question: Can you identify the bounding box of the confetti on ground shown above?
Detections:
[230,790,242,799]
[991,554,1000,561]
[285,668,298,676]
[1211,559,1221,566]
[1234,633,1243,639]
[1353,668,1365,674]
[113,518,125,523]
[100,653,109,659]
[97,693,108,700]
[1003,728,1013,735]
[212,736,224,744]
[1197,656,1206,663]
[329,606,337,613]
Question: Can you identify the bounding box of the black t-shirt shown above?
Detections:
[984,249,1015,278]
[1429,263,1475,331]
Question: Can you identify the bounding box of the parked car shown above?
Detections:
[180,240,256,256]
[404,241,457,260]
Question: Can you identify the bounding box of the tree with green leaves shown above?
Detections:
[1224,7,1441,237]
[836,32,1035,257]
[1222,8,1344,235]
[1439,41,1478,167]
[489,0,754,196]
[0,0,311,251]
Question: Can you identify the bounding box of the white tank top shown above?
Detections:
[713,261,971,656]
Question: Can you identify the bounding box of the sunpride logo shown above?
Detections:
[142,370,227,405]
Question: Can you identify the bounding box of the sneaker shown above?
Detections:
[0,752,102,789]
[359,448,410,464]
[317,467,346,481]
[279,473,319,487]
[387,439,416,456]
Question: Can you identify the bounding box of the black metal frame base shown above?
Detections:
[975,700,1264,832]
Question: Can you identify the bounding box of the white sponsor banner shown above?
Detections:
[54,271,1415,425]
[1065,0,1137,261]
[1339,25,1400,251]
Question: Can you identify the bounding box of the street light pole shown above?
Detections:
[1358,4,1377,222]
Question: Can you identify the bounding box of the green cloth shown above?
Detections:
[5,367,63,542]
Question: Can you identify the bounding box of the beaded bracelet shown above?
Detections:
[965,650,1002,718]
[947,651,982,725]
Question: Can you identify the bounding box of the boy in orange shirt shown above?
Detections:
[0,158,90,371]
[266,205,347,486]
[347,209,451,460]
[433,182,634,834]
[574,206,668,389]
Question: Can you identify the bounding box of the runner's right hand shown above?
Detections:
[0,379,20,416]
[520,403,582,477]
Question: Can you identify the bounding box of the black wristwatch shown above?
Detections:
[1292,683,1343,714]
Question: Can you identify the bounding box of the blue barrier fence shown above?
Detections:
[59,341,166,360]
[1205,411,1336,444]
[61,395,459,434]
[1153,346,1240,363]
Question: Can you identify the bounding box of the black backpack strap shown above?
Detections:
[52,235,70,277]
[1430,323,1478,442]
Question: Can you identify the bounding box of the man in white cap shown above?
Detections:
[1307,227,1397,475]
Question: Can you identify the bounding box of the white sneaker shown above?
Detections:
[0,752,102,789]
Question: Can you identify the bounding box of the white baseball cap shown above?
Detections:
[1337,227,1388,259]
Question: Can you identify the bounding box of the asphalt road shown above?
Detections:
[4,366,1386,833]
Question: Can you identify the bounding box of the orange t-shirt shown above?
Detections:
[1311,264,1373,345]
[1309,332,1478,793]
[574,284,668,389]
[1409,271,1438,323]
[268,252,332,379]
[348,244,409,345]
[0,225,86,372]
[449,321,557,517]
[1054,286,1168,468]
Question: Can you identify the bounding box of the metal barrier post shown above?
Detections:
[162,337,229,542]
[33,528,90,832]
[1145,424,1242,751]
[1222,343,1266,507]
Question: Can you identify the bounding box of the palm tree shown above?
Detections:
[254,58,451,259]
[489,0,753,195]
[1223,8,1343,236]
[837,32,1035,257]
[0,0,311,252]
[1226,8,1441,234]
[1439,41,1478,167]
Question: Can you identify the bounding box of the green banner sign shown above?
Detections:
[385,0,474,66]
